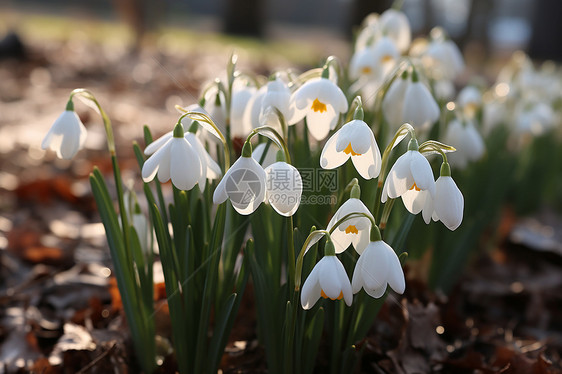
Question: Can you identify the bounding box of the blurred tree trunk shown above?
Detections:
[223,0,264,37]
[528,0,562,61]
[112,0,163,52]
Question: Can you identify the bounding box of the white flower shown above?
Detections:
[422,174,464,231]
[320,119,381,179]
[382,73,409,128]
[132,210,151,255]
[352,240,405,298]
[516,102,555,135]
[243,78,292,131]
[202,85,227,135]
[482,100,506,134]
[327,197,374,254]
[231,83,257,138]
[457,86,482,119]
[142,133,204,191]
[382,149,436,214]
[213,154,266,215]
[422,37,465,81]
[402,80,440,130]
[301,255,353,309]
[42,110,87,159]
[379,9,411,53]
[259,78,293,125]
[382,73,440,130]
[433,79,455,101]
[444,119,485,169]
[289,77,348,141]
[350,37,399,81]
[265,161,302,217]
[144,130,221,190]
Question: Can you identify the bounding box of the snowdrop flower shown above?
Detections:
[352,238,405,298]
[379,8,411,53]
[482,99,506,134]
[131,205,151,255]
[382,70,440,130]
[444,119,485,169]
[457,86,482,119]
[422,163,464,230]
[144,126,221,190]
[350,37,399,81]
[265,161,302,216]
[301,251,353,309]
[290,76,348,140]
[41,102,87,159]
[433,79,455,102]
[327,185,374,254]
[202,84,227,135]
[213,142,266,215]
[231,82,257,138]
[244,78,292,131]
[142,124,204,191]
[516,102,555,135]
[381,140,436,214]
[422,30,465,80]
[320,118,381,179]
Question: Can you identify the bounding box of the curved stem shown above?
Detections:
[247,125,291,164]
[175,109,231,171]
[70,89,115,155]
[294,228,328,291]
[373,123,416,218]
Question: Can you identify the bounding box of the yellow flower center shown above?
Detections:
[343,143,361,156]
[345,225,359,234]
[311,98,327,113]
[410,182,421,191]
[321,289,344,300]
[361,66,372,74]
[381,54,393,63]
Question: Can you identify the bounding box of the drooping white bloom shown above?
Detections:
[213,154,266,215]
[350,37,399,81]
[243,78,292,131]
[142,134,204,191]
[382,149,436,214]
[433,79,455,101]
[516,102,555,135]
[382,73,409,128]
[457,86,482,119]
[259,78,293,125]
[301,255,353,309]
[402,80,440,130]
[422,37,465,81]
[444,119,485,169]
[379,9,411,53]
[352,240,405,298]
[422,174,464,231]
[144,130,221,190]
[320,119,381,179]
[289,77,349,141]
[42,110,87,160]
[382,72,440,130]
[265,161,302,217]
[326,197,374,254]
[354,14,381,52]
[482,99,506,134]
[201,84,227,136]
[231,83,257,138]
